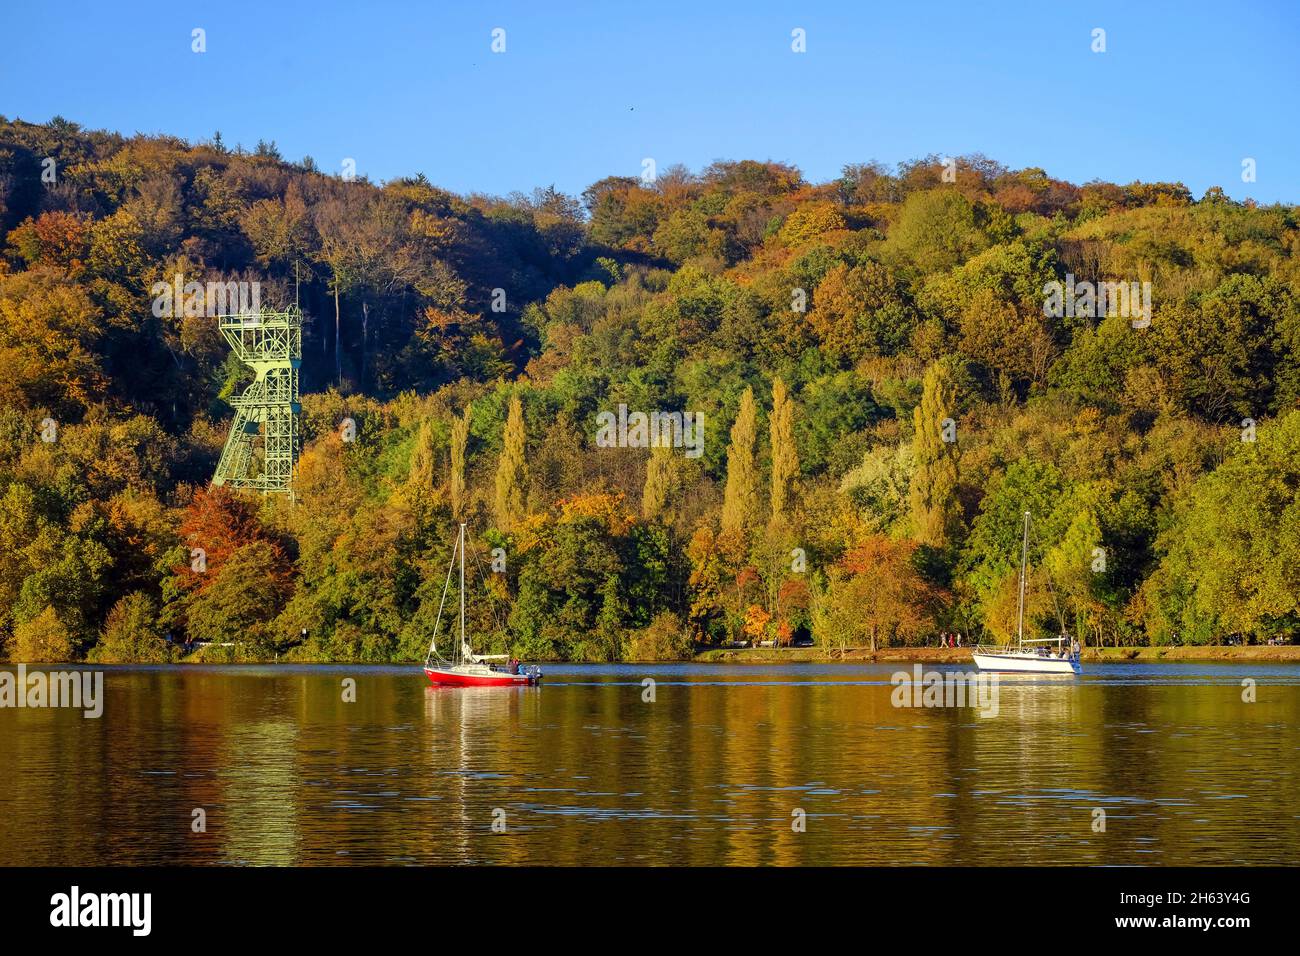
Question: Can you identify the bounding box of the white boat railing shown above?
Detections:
[975,636,1078,660]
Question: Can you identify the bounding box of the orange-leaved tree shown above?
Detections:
[814,536,945,654]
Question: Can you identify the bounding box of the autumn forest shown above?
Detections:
[1,115,1298,663]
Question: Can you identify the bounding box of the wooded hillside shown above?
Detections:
[2,115,1297,661]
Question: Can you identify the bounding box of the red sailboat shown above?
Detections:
[423,522,541,688]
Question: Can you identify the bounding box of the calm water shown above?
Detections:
[2,662,1298,866]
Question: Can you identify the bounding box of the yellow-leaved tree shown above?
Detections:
[769,377,798,521]
[494,395,527,531]
[910,359,962,548]
[450,404,471,519]
[722,386,760,532]
[642,441,673,520]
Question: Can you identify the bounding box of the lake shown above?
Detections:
[1,662,1298,865]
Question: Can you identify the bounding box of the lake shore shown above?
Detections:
[9,644,1299,667]
[691,645,1300,664]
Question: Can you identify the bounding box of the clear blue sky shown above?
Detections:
[3,0,1297,203]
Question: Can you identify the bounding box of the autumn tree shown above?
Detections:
[807,262,916,365]
[1044,503,1108,646]
[185,540,294,652]
[313,194,362,384]
[642,441,673,520]
[494,394,527,532]
[450,404,471,519]
[686,526,749,643]
[722,386,760,532]
[814,537,943,653]
[1141,410,1300,643]
[241,182,312,269]
[884,188,989,273]
[0,271,106,416]
[92,591,169,663]
[408,418,436,493]
[910,359,962,548]
[742,603,772,643]
[168,487,274,597]
[769,377,798,521]
[6,210,91,274]
[11,605,73,662]
[163,486,294,648]
[509,493,646,660]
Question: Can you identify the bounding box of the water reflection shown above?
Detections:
[1,663,1298,865]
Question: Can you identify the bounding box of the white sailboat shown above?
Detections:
[972,510,1081,675]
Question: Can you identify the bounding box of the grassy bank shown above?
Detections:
[1084,645,1300,663]
[692,645,1300,664]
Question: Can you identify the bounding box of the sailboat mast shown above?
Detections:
[465,520,470,655]
[1016,510,1030,647]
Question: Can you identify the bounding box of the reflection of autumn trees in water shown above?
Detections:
[3,668,1298,865]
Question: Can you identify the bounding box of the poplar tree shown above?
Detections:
[408,418,435,491]
[642,441,673,520]
[450,404,471,518]
[769,377,798,521]
[722,387,760,532]
[910,359,962,547]
[494,395,527,532]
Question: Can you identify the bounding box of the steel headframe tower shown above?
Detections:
[212,306,302,494]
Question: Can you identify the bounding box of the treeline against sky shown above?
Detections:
[1,115,1298,662]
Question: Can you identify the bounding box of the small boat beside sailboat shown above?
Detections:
[971,510,1082,676]
[423,522,542,688]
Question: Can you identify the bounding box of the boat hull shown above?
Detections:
[423,666,540,687]
[971,651,1080,675]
